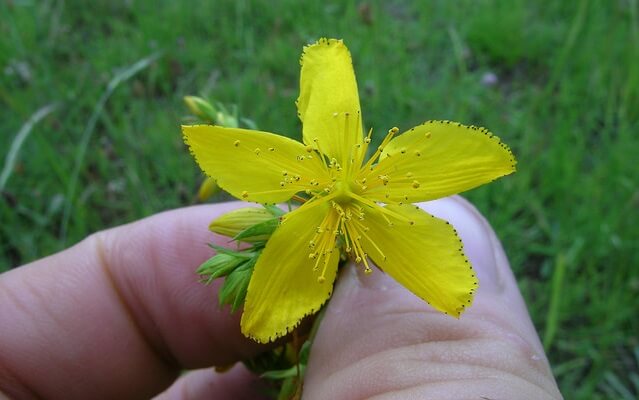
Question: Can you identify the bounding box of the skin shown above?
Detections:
[0,197,562,400]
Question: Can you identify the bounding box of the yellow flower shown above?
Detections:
[183,38,516,343]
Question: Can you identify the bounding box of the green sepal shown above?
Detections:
[264,204,286,217]
[233,217,279,242]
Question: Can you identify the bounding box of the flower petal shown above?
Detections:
[241,203,338,343]
[359,203,478,317]
[183,125,330,203]
[363,121,516,203]
[296,38,362,162]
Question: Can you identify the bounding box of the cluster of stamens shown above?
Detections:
[232,111,435,282]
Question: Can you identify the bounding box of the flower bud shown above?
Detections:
[197,177,219,201]
[184,96,217,122]
[209,207,278,242]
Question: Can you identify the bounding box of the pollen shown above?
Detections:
[233,140,240,147]
[412,180,420,188]
[241,191,249,198]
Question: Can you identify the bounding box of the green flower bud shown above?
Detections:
[196,252,244,279]
[184,96,217,122]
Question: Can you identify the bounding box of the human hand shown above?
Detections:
[0,197,562,399]
[304,197,563,399]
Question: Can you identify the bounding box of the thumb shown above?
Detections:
[303,196,562,400]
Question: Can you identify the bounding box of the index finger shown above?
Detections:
[0,203,265,399]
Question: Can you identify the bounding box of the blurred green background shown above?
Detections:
[1,0,638,398]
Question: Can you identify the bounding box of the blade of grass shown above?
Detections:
[543,238,583,350]
[60,52,162,244]
[0,103,58,191]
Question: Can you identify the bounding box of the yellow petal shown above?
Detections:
[359,203,478,317]
[241,203,338,343]
[364,121,516,203]
[296,38,362,162]
[183,125,330,203]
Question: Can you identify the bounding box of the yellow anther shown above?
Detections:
[269,147,275,151]
[234,140,240,147]
[364,137,371,143]
[305,144,313,152]
[317,276,326,283]
[279,181,285,187]
[400,148,407,154]
[364,266,372,275]
[241,191,249,198]
[415,151,421,156]
[282,170,288,176]
[309,252,317,259]
[412,180,420,188]
[355,256,362,263]
[425,132,432,138]
[254,148,261,155]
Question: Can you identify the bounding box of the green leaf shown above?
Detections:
[207,244,255,258]
[219,258,256,311]
[196,252,244,280]
[261,365,301,380]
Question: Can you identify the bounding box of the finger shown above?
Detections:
[304,196,562,400]
[153,364,268,400]
[0,203,267,400]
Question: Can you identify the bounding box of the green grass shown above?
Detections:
[2,0,638,398]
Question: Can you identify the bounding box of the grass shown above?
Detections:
[1,0,638,398]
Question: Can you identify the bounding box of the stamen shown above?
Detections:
[361,127,398,172]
